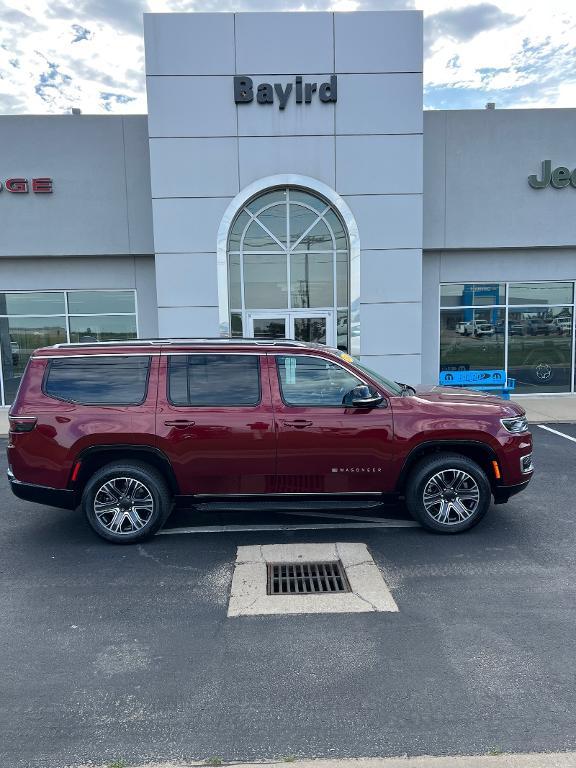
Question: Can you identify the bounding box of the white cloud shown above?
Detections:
[0,0,575,113]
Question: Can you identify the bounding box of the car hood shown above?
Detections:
[413,385,525,415]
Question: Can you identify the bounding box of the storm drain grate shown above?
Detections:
[267,561,351,595]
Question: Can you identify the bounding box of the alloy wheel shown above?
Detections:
[93,477,154,535]
[422,469,481,525]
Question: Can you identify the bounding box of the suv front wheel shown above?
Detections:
[82,462,172,543]
[406,453,491,533]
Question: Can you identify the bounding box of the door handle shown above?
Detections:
[164,419,196,427]
[282,419,313,429]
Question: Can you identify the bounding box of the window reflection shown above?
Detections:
[0,290,138,405]
[0,317,67,403]
[439,281,576,394]
[509,283,573,306]
[440,308,505,373]
[243,254,288,309]
[440,283,505,307]
[290,252,333,308]
[68,316,137,343]
[508,307,573,393]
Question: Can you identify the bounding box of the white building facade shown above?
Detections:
[0,10,575,404]
[146,11,424,384]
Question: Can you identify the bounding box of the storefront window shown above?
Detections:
[507,307,573,393]
[0,290,138,405]
[67,290,135,315]
[440,308,505,373]
[68,315,137,343]
[440,283,505,308]
[508,282,573,306]
[0,292,66,316]
[439,282,575,394]
[0,317,67,404]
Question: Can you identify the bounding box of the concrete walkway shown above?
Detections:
[512,396,576,423]
[104,754,576,768]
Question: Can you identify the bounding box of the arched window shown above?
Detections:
[227,187,350,350]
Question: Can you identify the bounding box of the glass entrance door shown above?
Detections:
[250,316,287,340]
[247,311,334,345]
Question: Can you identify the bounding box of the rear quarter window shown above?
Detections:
[44,356,151,405]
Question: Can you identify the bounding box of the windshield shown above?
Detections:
[346,357,404,396]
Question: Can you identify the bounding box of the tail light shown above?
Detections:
[9,416,37,433]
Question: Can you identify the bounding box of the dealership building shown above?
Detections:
[0,10,575,405]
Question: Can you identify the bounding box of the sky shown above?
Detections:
[0,0,575,114]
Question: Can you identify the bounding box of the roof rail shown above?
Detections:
[51,337,313,349]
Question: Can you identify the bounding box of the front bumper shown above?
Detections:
[493,477,532,504]
[8,470,77,510]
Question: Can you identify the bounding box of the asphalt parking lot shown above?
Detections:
[2,426,576,768]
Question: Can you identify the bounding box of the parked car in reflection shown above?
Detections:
[473,322,495,338]
[524,318,550,336]
[496,320,525,336]
[455,320,495,337]
[455,321,473,336]
[551,317,572,335]
[10,340,20,366]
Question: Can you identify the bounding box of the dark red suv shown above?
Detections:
[7,339,533,543]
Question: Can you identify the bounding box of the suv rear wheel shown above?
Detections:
[82,462,172,543]
[406,453,491,533]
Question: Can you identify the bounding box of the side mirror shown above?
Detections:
[344,385,384,408]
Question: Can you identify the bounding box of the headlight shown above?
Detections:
[501,416,529,433]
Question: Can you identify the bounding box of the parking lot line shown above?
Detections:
[159,520,419,536]
[537,424,576,443]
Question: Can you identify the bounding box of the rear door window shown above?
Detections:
[168,354,261,406]
[44,356,151,405]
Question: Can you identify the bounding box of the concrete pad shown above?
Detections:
[227,542,398,617]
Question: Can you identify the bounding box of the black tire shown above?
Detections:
[82,462,172,544]
[405,453,491,534]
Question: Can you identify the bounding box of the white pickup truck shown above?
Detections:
[455,321,495,337]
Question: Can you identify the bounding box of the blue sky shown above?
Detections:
[0,0,575,114]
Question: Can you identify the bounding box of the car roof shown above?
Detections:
[32,338,342,357]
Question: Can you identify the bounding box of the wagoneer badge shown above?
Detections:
[332,467,383,473]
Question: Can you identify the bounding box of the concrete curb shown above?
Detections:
[88,753,576,768]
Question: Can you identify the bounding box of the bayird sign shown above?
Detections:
[234,75,337,110]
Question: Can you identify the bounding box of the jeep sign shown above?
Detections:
[234,75,337,110]
[528,160,576,189]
